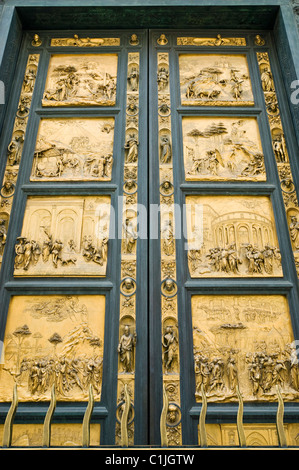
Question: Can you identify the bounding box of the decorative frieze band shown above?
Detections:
[177,35,246,46]
[257,52,299,277]
[50,36,120,47]
[157,51,182,446]
[0,54,40,270]
[115,51,140,446]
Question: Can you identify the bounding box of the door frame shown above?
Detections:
[0,1,299,448]
[0,27,149,447]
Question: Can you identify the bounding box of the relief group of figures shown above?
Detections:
[43,66,116,105]
[16,354,103,397]
[194,345,299,400]
[180,54,254,106]
[205,243,281,275]
[185,69,245,103]
[14,229,108,271]
[34,147,113,180]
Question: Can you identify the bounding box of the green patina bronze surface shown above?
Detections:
[16,5,278,30]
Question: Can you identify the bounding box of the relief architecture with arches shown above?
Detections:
[0,295,106,403]
[191,294,299,404]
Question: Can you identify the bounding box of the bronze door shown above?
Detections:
[148,30,299,447]
[0,29,299,448]
[0,30,149,447]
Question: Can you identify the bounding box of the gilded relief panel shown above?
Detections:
[182,116,265,181]
[185,195,282,277]
[257,52,299,277]
[179,54,254,106]
[192,295,299,403]
[30,118,114,181]
[201,423,299,447]
[42,54,118,106]
[13,195,110,276]
[0,295,105,401]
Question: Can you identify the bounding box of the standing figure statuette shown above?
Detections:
[118,325,137,373]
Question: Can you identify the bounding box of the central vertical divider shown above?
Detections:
[149,30,182,446]
[114,30,149,446]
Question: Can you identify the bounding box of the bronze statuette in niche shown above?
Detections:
[30,118,114,181]
[183,116,265,181]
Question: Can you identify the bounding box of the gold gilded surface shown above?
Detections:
[42,54,118,106]
[13,195,110,277]
[0,423,101,447]
[179,54,253,106]
[0,295,105,402]
[30,118,114,181]
[186,195,282,277]
[257,52,299,278]
[192,295,298,403]
[200,423,299,447]
[182,116,265,181]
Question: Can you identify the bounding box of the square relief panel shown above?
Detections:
[185,195,282,277]
[182,116,266,181]
[30,118,115,181]
[0,295,105,401]
[179,53,254,106]
[13,195,111,276]
[192,295,298,403]
[42,54,118,106]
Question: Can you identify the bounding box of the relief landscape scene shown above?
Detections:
[186,195,282,278]
[42,54,118,106]
[192,295,299,402]
[0,295,106,401]
[30,118,114,181]
[13,196,111,277]
[182,116,266,181]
